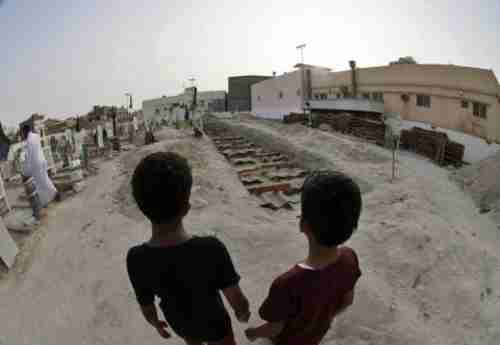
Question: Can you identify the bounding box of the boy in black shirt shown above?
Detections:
[127,152,250,345]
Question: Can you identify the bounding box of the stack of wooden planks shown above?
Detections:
[315,113,351,133]
[401,127,464,166]
[349,118,385,146]
[444,141,465,167]
[283,113,308,124]
[315,113,385,146]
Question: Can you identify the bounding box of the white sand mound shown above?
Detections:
[452,151,500,224]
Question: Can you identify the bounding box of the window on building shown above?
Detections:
[461,100,469,109]
[372,92,384,102]
[473,102,488,119]
[296,89,301,96]
[257,95,261,101]
[320,93,327,100]
[416,94,431,108]
[362,93,370,100]
[279,91,283,99]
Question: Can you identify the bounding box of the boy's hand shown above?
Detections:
[245,327,258,342]
[153,320,171,339]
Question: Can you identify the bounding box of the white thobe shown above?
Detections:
[23,132,57,207]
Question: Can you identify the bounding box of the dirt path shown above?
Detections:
[1,124,499,345]
[213,117,500,345]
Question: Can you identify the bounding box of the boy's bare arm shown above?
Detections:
[245,321,284,342]
[140,304,171,339]
[222,284,251,322]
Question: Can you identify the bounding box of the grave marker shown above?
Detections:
[0,217,19,269]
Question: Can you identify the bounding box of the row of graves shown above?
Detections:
[0,116,143,272]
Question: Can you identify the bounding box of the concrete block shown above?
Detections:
[3,208,38,233]
[0,217,19,269]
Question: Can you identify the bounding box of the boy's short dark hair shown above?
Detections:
[132,152,193,224]
[301,170,362,247]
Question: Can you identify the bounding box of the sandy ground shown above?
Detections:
[451,151,500,225]
[1,119,499,345]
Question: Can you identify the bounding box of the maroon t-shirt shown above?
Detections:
[259,247,361,345]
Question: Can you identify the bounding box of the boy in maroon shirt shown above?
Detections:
[126,152,250,345]
[245,171,362,345]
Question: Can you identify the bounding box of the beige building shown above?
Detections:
[252,63,500,143]
[312,63,500,142]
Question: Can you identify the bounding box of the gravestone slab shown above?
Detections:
[0,217,19,269]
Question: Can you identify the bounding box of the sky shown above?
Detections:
[1,0,499,127]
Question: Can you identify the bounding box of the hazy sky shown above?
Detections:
[1,0,499,126]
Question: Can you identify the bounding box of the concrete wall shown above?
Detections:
[251,71,302,119]
[312,64,500,142]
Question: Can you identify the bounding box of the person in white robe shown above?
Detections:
[21,125,59,207]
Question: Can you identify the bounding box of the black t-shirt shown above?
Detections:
[126,236,240,341]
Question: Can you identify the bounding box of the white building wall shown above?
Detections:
[251,71,302,119]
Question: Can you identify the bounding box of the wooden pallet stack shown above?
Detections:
[348,112,383,122]
[444,141,465,167]
[315,113,351,133]
[414,127,448,164]
[349,118,386,146]
[400,129,416,150]
[315,113,385,146]
[400,127,465,166]
[283,113,307,124]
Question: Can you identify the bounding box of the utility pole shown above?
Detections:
[111,107,117,139]
[296,43,306,65]
[296,43,309,125]
[125,93,133,111]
